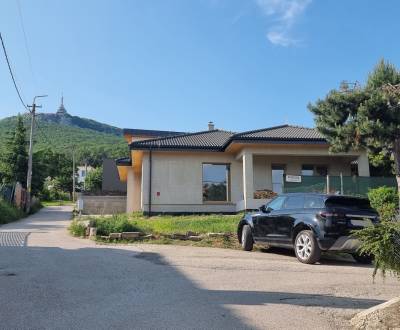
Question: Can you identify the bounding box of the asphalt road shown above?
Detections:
[0,206,399,330]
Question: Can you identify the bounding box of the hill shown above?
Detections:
[0,112,128,166]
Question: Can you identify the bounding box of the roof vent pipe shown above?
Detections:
[208,121,215,131]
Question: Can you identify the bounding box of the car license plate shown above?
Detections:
[351,219,373,227]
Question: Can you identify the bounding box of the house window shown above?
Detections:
[202,164,230,202]
[301,165,314,176]
[301,165,328,176]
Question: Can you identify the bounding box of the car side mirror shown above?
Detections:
[259,205,271,213]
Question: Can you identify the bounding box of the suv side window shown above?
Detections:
[266,196,286,211]
[283,196,304,210]
[304,196,324,208]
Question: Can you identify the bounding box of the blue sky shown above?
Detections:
[1,0,400,133]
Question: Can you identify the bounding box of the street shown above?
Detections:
[0,206,399,330]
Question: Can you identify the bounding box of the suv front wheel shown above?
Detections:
[294,230,321,264]
[241,225,254,251]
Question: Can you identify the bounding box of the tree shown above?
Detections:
[309,59,400,206]
[0,115,28,186]
[85,167,103,193]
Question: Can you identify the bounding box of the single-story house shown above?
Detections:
[116,123,370,214]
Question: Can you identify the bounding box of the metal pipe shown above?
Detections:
[148,148,152,217]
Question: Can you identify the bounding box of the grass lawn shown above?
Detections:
[42,200,74,207]
[128,213,241,235]
[71,212,245,249]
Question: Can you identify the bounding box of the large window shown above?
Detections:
[301,164,328,176]
[202,164,230,202]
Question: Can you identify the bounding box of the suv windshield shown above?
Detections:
[325,196,373,210]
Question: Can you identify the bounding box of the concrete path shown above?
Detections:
[0,206,399,330]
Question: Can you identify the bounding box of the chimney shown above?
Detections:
[208,121,215,131]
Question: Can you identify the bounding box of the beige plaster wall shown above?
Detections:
[141,151,243,213]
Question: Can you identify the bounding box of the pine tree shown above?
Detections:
[309,59,400,206]
[0,115,28,186]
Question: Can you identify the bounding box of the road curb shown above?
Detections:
[351,296,400,329]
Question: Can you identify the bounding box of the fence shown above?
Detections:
[0,183,27,209]
[284,175,397,197]
[0,184,15,203]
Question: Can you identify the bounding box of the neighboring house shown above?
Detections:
[77,165,94,184]
[116,123,370,214]
[102,158,127,193]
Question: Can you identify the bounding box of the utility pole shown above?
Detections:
[26,95,47,213]
[72,147,76,203]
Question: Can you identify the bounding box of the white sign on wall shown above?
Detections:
[286,175,302,183]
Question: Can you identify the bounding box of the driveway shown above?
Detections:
[0,206,399,329]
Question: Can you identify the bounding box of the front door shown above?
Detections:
[254,196,286,241]
[273,195,305,240]
[271,165,285,194]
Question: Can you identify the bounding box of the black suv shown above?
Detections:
[238,193,379,264]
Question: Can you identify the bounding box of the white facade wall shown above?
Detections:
[126,146,369,213]
[141,151,242,213]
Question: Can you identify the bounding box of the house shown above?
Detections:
[77,165,93,184]
[116,123,370,214]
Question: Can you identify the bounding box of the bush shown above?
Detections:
[368,186,398,221]
[85,167,103,193]
[353,221,400,278]
[68,220,87,237]
[0,200,24,224]
[91,215,139,236]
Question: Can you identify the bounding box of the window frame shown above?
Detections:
[201,162,231,204]
[301,164,328,177]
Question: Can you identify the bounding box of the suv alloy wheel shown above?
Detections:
[294,230,321,264]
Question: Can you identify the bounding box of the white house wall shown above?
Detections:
[141,151,243,213]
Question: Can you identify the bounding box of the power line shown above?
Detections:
[15,0,37,89]
[0,32,29,112]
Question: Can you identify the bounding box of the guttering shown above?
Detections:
[148,148,153,217]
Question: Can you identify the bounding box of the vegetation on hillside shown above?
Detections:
[0,113,128,167]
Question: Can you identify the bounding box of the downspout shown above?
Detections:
[148,148,152,217]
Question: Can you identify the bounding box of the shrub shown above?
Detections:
[85,167,103,193]
[68,220,87,237]
[91,215,139,236]
[0,200,24,224]
[368,186,398,221]
[353,221,400,278]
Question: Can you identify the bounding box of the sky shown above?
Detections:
[1,0,400,133]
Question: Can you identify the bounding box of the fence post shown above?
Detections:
[340,172,344,195]
[326,175,330,194]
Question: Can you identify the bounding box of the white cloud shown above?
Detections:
[256,0,311,46]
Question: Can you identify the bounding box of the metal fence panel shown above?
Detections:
[284,176,397,197]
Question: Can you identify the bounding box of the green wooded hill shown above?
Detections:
[0,112,128,166]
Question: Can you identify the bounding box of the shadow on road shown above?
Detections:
[260,246,373,268]
[0,245,250,329]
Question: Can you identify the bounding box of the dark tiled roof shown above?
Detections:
[130,130,234,151]
[128,125,326,151]
[232,125,325,141]
[116,157,132,166]
[123,128,186,137]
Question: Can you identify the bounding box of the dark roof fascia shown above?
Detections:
[129,146,224,152]
[221,137,327,150]
[115,157,132,166]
